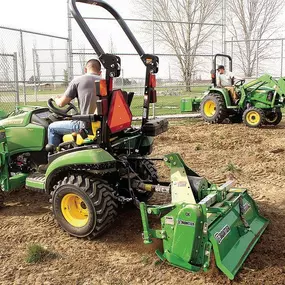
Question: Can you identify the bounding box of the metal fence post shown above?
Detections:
[152,0,155,118]
[256,42,259,77]
[67,0,74,82]
[281,39,284,78]
[13,52,19,106]
[20,30,26,104]
[32,48,38,102]
[231,37,233,59]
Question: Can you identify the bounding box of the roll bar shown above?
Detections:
[69,0,157,70]
[211,54,233,87]
[69,0,159,128]
[213,54,233,72]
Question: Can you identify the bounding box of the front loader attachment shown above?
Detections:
[140,153,268,280]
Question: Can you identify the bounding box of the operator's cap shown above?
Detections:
[217,65,225,70]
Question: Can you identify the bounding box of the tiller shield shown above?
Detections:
[140,153,268,280]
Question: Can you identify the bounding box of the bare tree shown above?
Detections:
[227,0,282,77]
[50,39,56,90]
[135,0,220,91]
[78,43,86,74]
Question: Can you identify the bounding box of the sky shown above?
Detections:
[1,0,285,81]
[0,0,166,80]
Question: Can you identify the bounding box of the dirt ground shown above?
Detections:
[1,119,285,285]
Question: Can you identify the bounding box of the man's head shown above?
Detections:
[85,59,102,75]
[217,65,225,74]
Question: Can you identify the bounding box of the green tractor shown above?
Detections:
[200,54,285,127]
[0,0,268,280]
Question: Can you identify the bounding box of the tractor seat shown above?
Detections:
[62,89,133,146]
[62,121,100,145]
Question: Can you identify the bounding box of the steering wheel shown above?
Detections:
[234,79,245,87]
[47,98,79,118]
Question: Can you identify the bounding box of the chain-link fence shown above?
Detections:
[0,53,19,114]
[225,38,285,80]
[2,2,285,118]
[0,26,69,106]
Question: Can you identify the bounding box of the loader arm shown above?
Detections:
[238,74,285,107]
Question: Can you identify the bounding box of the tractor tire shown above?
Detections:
[0,192,4,208]
[51,174,118,239]
[200,93,227,124]
[131,159,158,202]
[242,107,265,128]
[264,109,282,126]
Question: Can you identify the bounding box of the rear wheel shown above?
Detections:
[51,174,118,239]
[265,109,282,126]
[242,107,265,128]
[200,93,227,123]
[0,192,4,208]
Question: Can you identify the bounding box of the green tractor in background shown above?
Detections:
[182,54,285,127]
[0,0,268,280]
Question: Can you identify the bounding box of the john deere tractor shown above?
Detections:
[0,0,268,280]
[200,54,285,127]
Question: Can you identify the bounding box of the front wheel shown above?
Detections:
[242,107,265,128]
[51,174,118,239]
[265,109,282,126]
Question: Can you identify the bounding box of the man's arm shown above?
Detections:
[54,80,78,107]
[55,95,72,107]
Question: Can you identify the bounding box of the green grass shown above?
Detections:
[19,86,66,95]
[0,87,205,117]
[25,244,57,264]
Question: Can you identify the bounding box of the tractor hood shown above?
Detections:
[0,112,31,128]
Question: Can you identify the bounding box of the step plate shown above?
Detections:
[26,173,46,192]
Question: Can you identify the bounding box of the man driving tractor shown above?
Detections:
[217,64,239,103]
[48,59,102,146]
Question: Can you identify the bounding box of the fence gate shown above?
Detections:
[0,52,19,114]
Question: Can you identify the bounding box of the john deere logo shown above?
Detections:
[214,225,231,244]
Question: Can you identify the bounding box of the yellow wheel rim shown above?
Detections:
[61,193,89,227]
[246,111,261,125]
[203,100,217,117]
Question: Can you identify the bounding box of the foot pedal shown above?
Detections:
[26,173,46,193]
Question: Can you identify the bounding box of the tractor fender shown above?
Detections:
[45,148,116,193]
[209,88,232,107]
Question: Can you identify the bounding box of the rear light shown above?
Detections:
[99,80,107,96]
[149,74,157,88]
